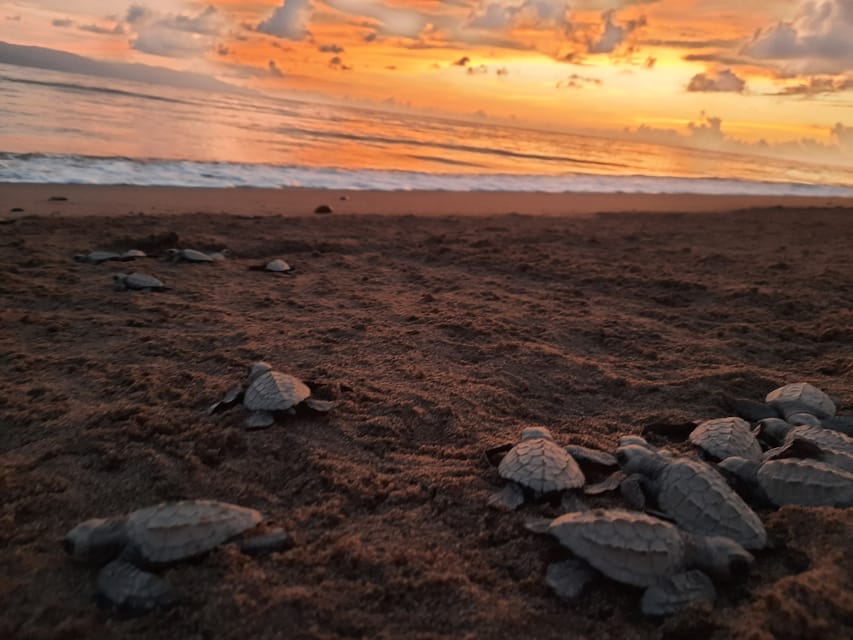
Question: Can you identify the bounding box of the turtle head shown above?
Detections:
[786,412,820,427]
[63,517,128,564]
[614,444,664,475]
[717,456,759,485]
[688,534,754,581]
[618,435,652,449]
[754,418,791,444]
[247,361,273,382]
[519,426,553,442]
[112,274,128,290]
[165,248,180,260]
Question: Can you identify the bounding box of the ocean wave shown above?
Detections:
[2,152,853,196]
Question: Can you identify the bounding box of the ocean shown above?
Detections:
[1,62,852,196]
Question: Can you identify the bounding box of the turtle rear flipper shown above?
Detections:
[304,397,334,412]
[640,570,715,617]
[237,529,293,556]
[244,411,275,430]
[96,560,176,616]
[546,558,597,601]
[488,482,525,511]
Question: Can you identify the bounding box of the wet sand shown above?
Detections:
[1,186,852,639]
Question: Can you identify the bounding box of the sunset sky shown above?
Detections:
[1,1,852,158]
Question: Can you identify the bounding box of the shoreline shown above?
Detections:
[3,182,853,218]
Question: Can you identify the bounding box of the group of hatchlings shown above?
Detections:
[64,378,852,618]
[73,245,294,291]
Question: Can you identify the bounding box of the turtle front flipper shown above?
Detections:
[208,386,245,415]
[559,492,589,513]
[619,473,647,510]
[583,470,626,496]
[95,559,176,616]
[244,411,275,430]
[545,558,596,601]
[640,570,716,617]
[488,482,525,511]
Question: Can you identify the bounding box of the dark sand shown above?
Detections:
[1,187,852,639]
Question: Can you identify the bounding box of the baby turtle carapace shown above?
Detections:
[488,426,585,511]
[166,248,215,263]
[689,417,762,463]
[541,509,753,616]
[64,500,289,614]
[113,272,168,291]
[209,361,333,429]
[766,382,836,424]
[617,445,766,550]
[248,259,293,273]
[719,456,853,508]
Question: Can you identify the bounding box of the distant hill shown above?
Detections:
[0,40,240,93]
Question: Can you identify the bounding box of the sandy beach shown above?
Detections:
[1,185,852,640]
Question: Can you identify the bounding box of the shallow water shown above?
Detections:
[1,62,852,194]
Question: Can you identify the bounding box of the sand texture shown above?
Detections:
[1,198,852,639]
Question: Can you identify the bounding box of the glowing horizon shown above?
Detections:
[1,0,851,165]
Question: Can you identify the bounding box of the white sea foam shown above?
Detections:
[2,154,852,196]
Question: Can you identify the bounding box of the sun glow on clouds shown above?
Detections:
[0,0,851,161]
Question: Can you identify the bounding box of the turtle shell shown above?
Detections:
[547,509,687,587]
[76,250,121,264]
[757,459,853,507]
[655,458,766,550]
[265,259,292,272]
[689,417,762,462]
[180,249,214,262]
[124,500,262,565]
[498,436,585,495]
[785,425,853,455]
[766,383,836,420]
[243,371,311,412]
[121,273,166,290]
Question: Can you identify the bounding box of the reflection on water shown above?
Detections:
[1,62,851,189]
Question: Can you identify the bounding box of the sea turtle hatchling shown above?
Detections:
[249,259,293,273]
[209,361,334,429]
[488,426,585,511]
[765,382,836,424]
[75,250,146,264]
[689,417,762,463]
[166,248,215,263]
[756,419,853,456]
[616,445,766,550]
[534,508,753,616]
[718,455,853,508]
[64,500,290,614]
[113,273,168,291]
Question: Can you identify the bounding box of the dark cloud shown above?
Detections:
[52,18,73,28]
[79,23,126,36]
[319,43,344,53]
[557,73,602,89]
[329,56,352,70]
[774,74,853,96]
[641,38,744,49]
[744,0,853,74]
[686,68,746,92]
[588,10,646,54]
[257,0,313,40]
